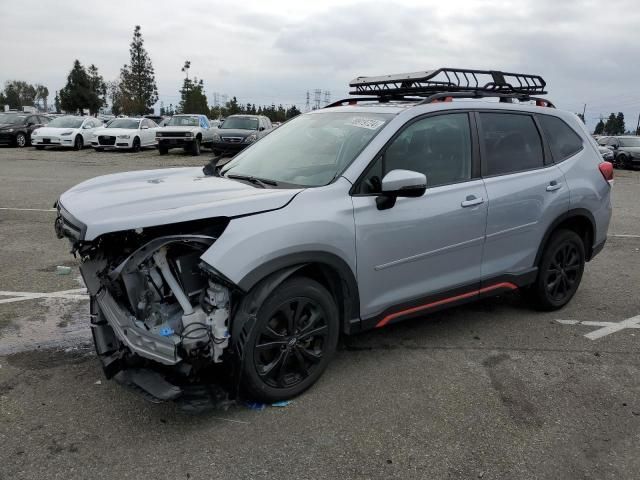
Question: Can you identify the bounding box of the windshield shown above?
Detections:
[107,118,140,129]
[167,116,199,127]
[221,117,259,130]
[221,112,393,187]
[0,113,27,124]
[619,137,640,147]
[48,117,83,128]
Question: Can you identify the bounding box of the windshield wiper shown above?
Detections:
[225,173,278,188]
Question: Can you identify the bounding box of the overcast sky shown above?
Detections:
[2,0,639,130]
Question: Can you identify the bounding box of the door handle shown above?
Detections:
[546,181,561,192]
[461,195,484,207]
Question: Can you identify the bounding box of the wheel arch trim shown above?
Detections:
[534,208,596,265]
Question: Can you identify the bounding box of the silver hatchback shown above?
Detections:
[55,68,613,404]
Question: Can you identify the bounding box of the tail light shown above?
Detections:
[598,161,614,185]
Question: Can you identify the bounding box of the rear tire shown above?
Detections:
[528,229,585,310]
[237,277,339,402]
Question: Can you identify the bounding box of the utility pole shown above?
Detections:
[305,91,310,112]
[314,89,322,110]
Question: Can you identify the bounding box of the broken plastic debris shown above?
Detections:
[271,401,291,407]
[94,380,102,385]
[56,266,72,275]
[244,402,266,411]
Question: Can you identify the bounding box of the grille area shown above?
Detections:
[99,136,116,146]
[221,137,243,143]
[159,131,190,137]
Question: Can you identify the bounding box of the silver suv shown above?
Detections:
[54,69,612,404]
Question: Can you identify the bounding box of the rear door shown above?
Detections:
[352,112,488,323]
[477,111,569,282]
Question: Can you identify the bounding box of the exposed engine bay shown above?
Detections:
[59,211,237,406]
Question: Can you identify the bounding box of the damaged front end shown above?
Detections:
[56,204,236,406]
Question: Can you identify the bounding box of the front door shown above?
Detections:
[351,112,488,326]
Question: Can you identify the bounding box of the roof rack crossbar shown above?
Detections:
[348,68,547,98]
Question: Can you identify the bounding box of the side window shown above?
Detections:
[479,113,544,176]
[538,115,583,162]
[27,115,37,125]
[38,116,48,124]
[358,113,472,193]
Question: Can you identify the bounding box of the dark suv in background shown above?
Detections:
[212,114,273,156]
[0,112,50,147]
[598,135,640,169]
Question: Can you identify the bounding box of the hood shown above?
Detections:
[59,167,303,240]
[34,126,79,136]
[0,122,24,129]
[93,128,137,136]
[217,128,256,138]
[159,125,199,132]
[620,146,640,153]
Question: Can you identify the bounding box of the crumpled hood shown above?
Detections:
[59,167,303,240]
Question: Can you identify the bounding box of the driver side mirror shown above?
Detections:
[259,126,265,131]
[83,124,92,129]
[376,169,427,210]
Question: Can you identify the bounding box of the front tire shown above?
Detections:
[615,154,628,169]
[159,145,168,155]
[131,137,141,152]
[528,229,585,310]
[191,137,201,156]
[73,135,83,150]
[238,277,339,402]
[15,133,27,148]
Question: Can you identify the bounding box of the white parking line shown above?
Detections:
[0,288,88,304]
[0,207,56,212]
[557,315,640,340]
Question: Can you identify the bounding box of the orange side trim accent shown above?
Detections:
[375,282,518,328]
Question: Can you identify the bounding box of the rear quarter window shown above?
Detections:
[538,115,583,162]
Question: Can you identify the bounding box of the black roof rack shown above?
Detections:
[325,67,554,108]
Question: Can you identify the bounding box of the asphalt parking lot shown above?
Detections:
[0,146,639,480]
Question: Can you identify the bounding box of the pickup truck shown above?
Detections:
[155,114,213,156]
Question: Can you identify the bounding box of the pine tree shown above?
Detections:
[604,113,617,135]
[180,77,208,114]
[594,119,605,135]
[59,60,105,114]
[615,112,625,135]
[119,25,158,115]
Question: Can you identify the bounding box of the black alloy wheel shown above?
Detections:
[239,277,339,402]
[254,297,329,389]
[528,229,585,310]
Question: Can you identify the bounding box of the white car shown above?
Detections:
[31,116,103,150]
[91,118,159,152]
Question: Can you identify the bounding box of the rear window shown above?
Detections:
[479,113,544,176]
[538,115,583,162]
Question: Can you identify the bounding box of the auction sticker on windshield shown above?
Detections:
[348,117,386,130]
